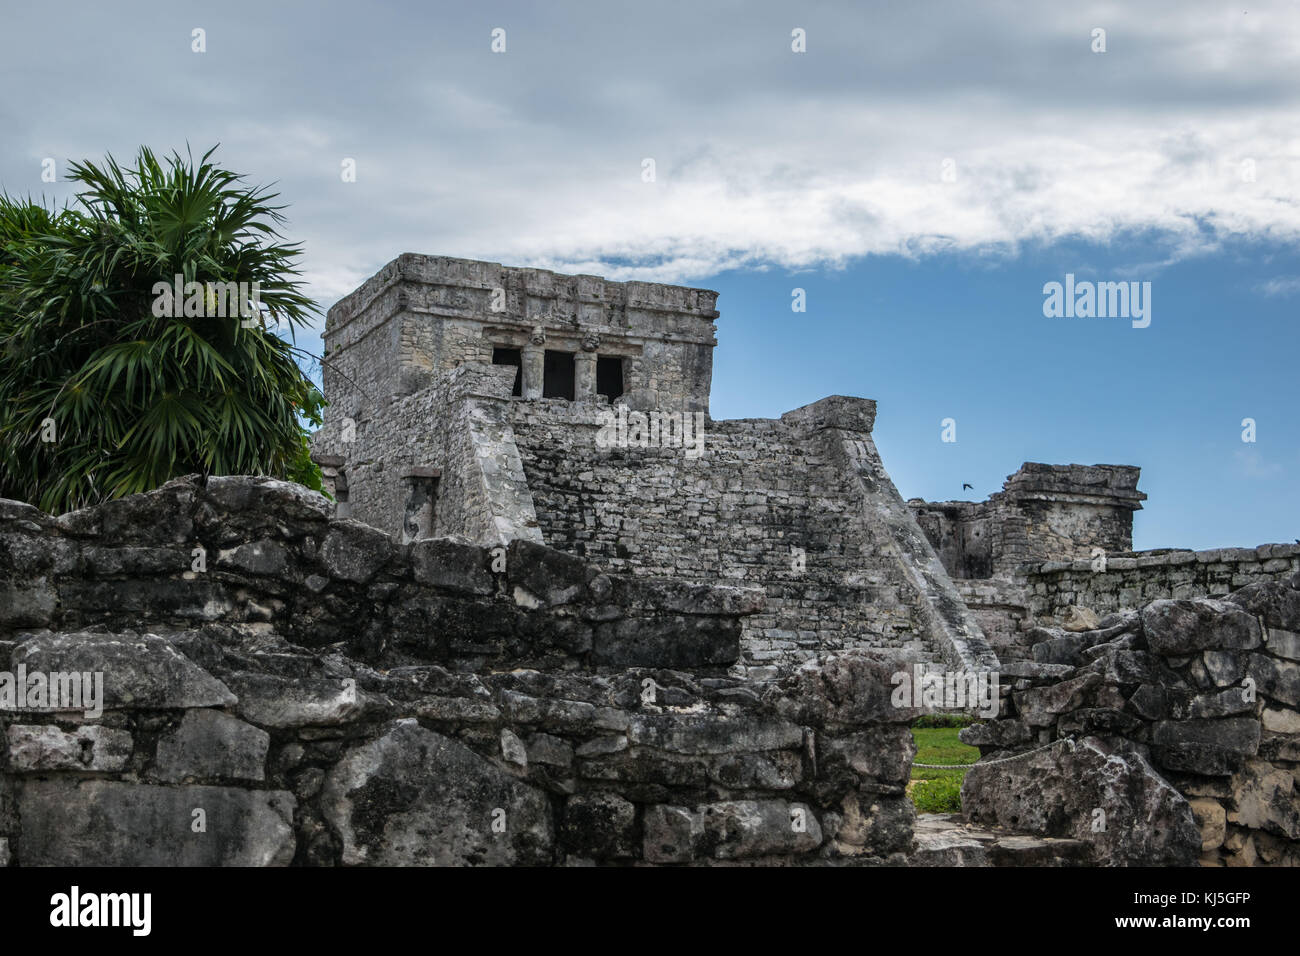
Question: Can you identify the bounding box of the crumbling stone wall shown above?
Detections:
[958,544,1300,662]
[1027,545,1300,622]
[910,463,1145,581]
[959,575,1300,866]
[510,396,997,675]
[0,477,926,866]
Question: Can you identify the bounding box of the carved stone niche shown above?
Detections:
[401,466,441,543]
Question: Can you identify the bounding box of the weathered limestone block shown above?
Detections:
[12,630,235,710]
[764,652,924,726]
[642,805,700,863]
[613,578,766,617]
[962,737,1199,866]
[1246,654,1300,707]
[525,732,573,767]
[322,720,553,865]
[216,539,290,577]
[409,538,494,595]
[643,799,822,863]
[832,793,915,854]
[1226,581,1300,632]
[1151,717,1261,776]
[1202,649,1248,686]
[592,616,739,669]
[959,719,1032,748]
[1264,628,1300,661]
[817,726,916,789]
[1012,673,1100,727]
[1261,706,1300,734]
[1126,683,1166,720]
[202,475,333,525]
[224,674,361,729]
[5,724,133,772]
[1141,599,1262,656]
[507,538,594,606]
[710,750,801,789]
[153,709,269,783]
[1188,798,1226,851]
[559,792,637,860]
[1228,759,1300,840]
[317,520,394,584]
[627,713,803,755]
[16,780,295,866]
[0,582,57,628]
[1169,686,1255,721]
[1057,708,1146,737]
[1258,732,1300,761]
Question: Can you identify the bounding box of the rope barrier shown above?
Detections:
[911,736,1075,770]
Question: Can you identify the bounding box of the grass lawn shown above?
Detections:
[908,726,981,814]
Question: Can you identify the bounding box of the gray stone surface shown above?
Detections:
[12,630,235,710]
[153,710,269,783]
[962,737,1200,866]
[224,674,361,729]
[321,720,553,866]
[16,780,295,866]
[5,724,133,772]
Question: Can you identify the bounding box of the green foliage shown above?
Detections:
[908,726,980,814]
[911,714,977,729]
[0,146,324,512]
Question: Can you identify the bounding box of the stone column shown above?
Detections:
[521,326,545,399]
[574,352,596,403]
[576,331,600,403]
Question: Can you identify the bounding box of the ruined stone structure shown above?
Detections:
[910,467,1300,661]
[909,463,1147,581]
[0,477,923,866]
[959,577,1300,867]
[3,254,1294,868]
[312,256,997,675]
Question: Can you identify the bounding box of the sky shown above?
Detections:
[1,0,1296,550]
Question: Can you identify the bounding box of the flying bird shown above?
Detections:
[962,483,973,491]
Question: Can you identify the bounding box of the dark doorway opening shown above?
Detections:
[543,350,575,400]
[596,356,624,400]
[491,347,523,396]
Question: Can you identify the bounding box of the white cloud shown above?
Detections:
[2,0,1299,301]
[1234,447,1284,479]
[1258,276,1300,297]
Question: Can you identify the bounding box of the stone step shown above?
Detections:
[908,813,1093,866]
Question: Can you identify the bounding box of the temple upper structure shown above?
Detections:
[320,254,718,416]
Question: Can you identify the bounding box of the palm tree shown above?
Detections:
[0,146,325,513]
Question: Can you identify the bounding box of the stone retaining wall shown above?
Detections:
[0,477,925,866]
[959,575,1300,866]
[1027,544,1300,622]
